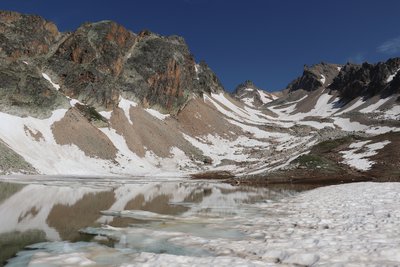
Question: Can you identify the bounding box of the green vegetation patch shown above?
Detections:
[293,153,338,172]
[312,136,356,154]
[75,103,108,127]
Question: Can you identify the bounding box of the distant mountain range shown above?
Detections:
[0,10,399,183]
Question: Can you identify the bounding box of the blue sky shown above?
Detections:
[2,0,400,92]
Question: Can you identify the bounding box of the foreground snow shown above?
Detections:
[5,182,400,266]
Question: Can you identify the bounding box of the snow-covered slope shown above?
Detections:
[1,82,399,178]
[0,11,399,179]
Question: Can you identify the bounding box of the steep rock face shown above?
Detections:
[0,11,224,116]
[0,10,61,61]
[194,61,224,94]
[124,31,196,112]
[329,58,400,101]
[0,61,69,118]
[47,20,136,110]
[287,62,341,92]
[122,32,224,113]
[47,23,224,113]
[0,11,69,117]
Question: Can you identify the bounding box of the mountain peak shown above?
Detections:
[0,11,225,115]
[0,10,61,60]
[233,80,277,107]
[234,80,258,94]
[330,57,400,101]
[287,62,341,92]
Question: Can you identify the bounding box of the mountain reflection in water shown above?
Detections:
[0,178,297,266]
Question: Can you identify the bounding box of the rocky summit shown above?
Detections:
[232,80,278,108]
[0,10,399,183]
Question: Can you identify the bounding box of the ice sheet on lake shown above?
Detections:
[7,182,400,266]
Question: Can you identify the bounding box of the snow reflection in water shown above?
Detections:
[0,179,295,266]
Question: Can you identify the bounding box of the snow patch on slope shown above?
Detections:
[380,105,400,120]
[205,93,294,128]
[341,140,390,171]
[257,90,274,104]
[0,110,111,175]
[386,68,400,83]
[333,117,368,132]
[182,133,262,167]
[320,74,326,85]
[118,97,137,124]
[241,97,255,107]
[145,108,170,121]
[42,73,60,90]
[99,128,194,176]
[335,97,365,115]
[359,97,391,113]
[194,64,200,80]
[0,108,193,177]
[273,93,341,121]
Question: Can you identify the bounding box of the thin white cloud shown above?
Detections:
[347,53,365,64]
[377,36,400,54]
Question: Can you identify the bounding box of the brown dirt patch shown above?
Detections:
[52,108,118,160]
[109,107,146,157]
[23,125,44,141]
[46,190,115,241]
[18,206,39,223]
[367,132,400,181]
[177,97,242,138]
[110,105,206,161]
